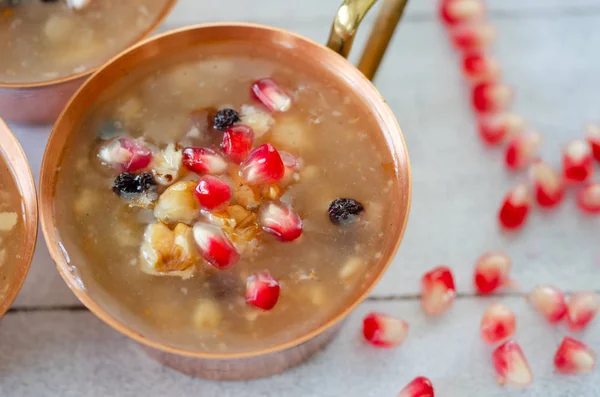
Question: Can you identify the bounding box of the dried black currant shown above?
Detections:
[212,108,240,131]
[113,172,139,195]
[135,173,156,192]
[328,198,365,225]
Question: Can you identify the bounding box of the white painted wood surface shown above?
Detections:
[3,0,600,395]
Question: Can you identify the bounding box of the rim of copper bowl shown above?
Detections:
[39,22,412,360]
[0,119,38,318]
[0,0,178,89]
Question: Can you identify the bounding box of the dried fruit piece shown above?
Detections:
[221,125,254,164]
[362,312,409,348]
[194,175,231,211]
[505,131,542,170]
[498,183,531,230]
[450,23,496,51]
[97,137,152,172]
[576,183,600,214]
[563,140,594,183]
[567,291,599,331]
[529,160,565,207]
[397,376,434,397]
[245,271,280,310]
[233,184,261,210]
[112,172,139,195]
[239,104,275,138]
[585,123,600,162]
[477,113,525,146]
[421,266,456,315]
[554,336,596,374]
[492,340,533,387]
[251,78,292,112]
[139,223,198,278]
[328,198,365,225]
[259,201,303,242]
[528,285,568,323]
[182,147,228,175]
[440,0,484,26]
[192,223,240,269]
[154,181,200,225]
[212,108,240,131]
[462,52,500,82]
[473,251,512,294]
[151,144,183,186]
[240,143,285,185]
[480,303,516,344]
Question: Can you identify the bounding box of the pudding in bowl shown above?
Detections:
[40,24,410,378]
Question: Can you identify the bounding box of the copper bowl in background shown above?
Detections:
[0,119,38,319]
[0,0,177,125]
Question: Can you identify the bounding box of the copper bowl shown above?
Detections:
[39,18,412,380]
[0,119,38,319]
[0,0,177,125]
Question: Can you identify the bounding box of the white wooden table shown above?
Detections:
[2,1,600,395]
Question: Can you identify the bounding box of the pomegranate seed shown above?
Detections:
[462,52,500,82]
[529,159,565,207]
[421,266,456,315]
[585,123,600,163]
[473,251,512,294]
[240,143,285,185]
[477,113,525,146]
[492,340,533,387]
[397,376,434,397]
[472,82,513,114]
[563,140,594,183]
[279,150,300,185]
[259,201,303,242]
[192,223,240,269]
[504,131,542,170]
[480,303,516,344]
[450,23,496,51]
[97,137,152,172]
[182,147,228,175]
[251,78,292,112]
[498,183,531,230]
[440,0,484,25]
[193,175,231,211]
[576,183,600,214]
[554,336,596,374]
[528,285,567,323]
[245,271,280,310]
[221,125,254,164]
[567,291,599,331]
[362,312,409,348]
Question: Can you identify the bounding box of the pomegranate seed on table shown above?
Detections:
[421,266,456,315]
[221,125,254,164]
[251,78,292,112]
[554,336,596,374]
[440,0,484,26]
[480,303,516,344]
[192,223,240,269]
[240,143,285,185]
[528,285,567,323]
[472,82,513,113]
[258,201,303,242]
[585,123,600,162]
[529,159,565,207]
[504,131,542,170]
[97,137,152,172]
[477,113,525,145]
[498,183,531,230]
[245,271,280,310]
[462,52,501,82]
[562,140,594,183]
[397,376,435,397]
[473,251,512,294]
[567,291,599,331]
[492,340,533,387]
[193,175,231,211]
[182,147,228,175]
[449,23,496,51]
[362,312,409,348]
[576,183,600,214]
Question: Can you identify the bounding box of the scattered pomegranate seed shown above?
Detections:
[279,150,300,185]
[472,82,513,114]
[528,285,568,323]
[421,266,456,315]
[440,0,484,26]
[498,183,531,230]
[193,175,231,211]
[450,23,496,51]
[504,131,542,170]
[529,159,565,207]
[567,291,600,331]
[480,303,516,344]
[576,183,600,214]
[240,143,285,185]
[97,137,152,172]
[182,147,228,175]
[245,271,280,310]
[192,223,240,269]
[492,340,533,388]
[554,336,596,375]
[362,312,409,348]
[221,125,254,164]
[462,52,501,82]
[397,376,434,397]
[251,78,292,112]
[477,113,524,146]
[473,251,512,294]
[563,140,594,183]
[585,123,600,163]
[259,201,303,242]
